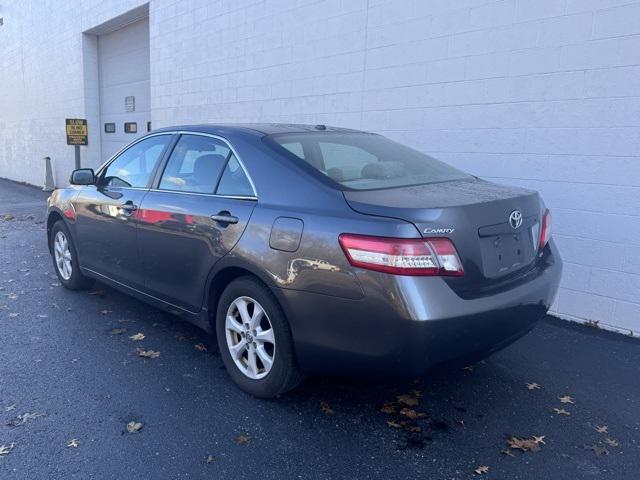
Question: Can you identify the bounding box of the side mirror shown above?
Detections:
[70,168,95,185]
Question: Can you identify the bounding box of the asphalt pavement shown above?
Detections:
[0,178,639,479]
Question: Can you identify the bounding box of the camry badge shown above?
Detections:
[509,210,523,229]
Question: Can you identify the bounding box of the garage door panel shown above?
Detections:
[99,17,150,164]
[100,81,150,115]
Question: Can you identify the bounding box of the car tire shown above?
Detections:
[216,276,304,398]
[50,220,94,290]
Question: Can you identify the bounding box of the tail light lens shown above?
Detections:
[338,234,464,276]
[539,209,551,250]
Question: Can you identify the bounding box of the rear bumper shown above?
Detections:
[278,241,562,375]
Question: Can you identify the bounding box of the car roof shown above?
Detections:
[151,123,366,137]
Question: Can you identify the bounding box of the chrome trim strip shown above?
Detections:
[146,188,256,201]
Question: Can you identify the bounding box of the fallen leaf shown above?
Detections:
[380,402,396,415]
[463,365,474,372]
[399,408,427,420]
[235,434,251,445]
[404,424,421,433]
[475,466,489,475]
[553,408,571,416]
[585,444,608,456]
[526,382,541,390]
[136,348,160,359]
[604,438,619,447]
[319,401,335,415]
[0,443,15,456]
[205,454,215,464]
[595,425,608,434]
[126,421,143,433]
[501,448,516,457]
[559,395,575,404]
[1,214,15,221]
[387,420,401,429]
[7,412,45,427]
[507,436,542,453]
[67,438,79,448]
[174,334,187,341]
[109,328,127,335]
[194,343,207,352]
[533,435,546,445]
[5,404,16,412]
[100,309,112,315]
[129,332,145,341]
[396,394,419,407]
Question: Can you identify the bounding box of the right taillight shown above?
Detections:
[539,209,551,250]
[338,234,464,276]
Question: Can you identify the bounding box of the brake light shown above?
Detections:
[338,234,464,276]
[539,209,551,250]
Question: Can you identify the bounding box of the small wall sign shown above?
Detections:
[125,96,135,112]
[65,118,88,145]
[124,122,138,133]
[104,123,116,133]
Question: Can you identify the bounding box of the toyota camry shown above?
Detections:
[47,124,562,398]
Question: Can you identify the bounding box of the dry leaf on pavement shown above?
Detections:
[387,420,401,429]
[507,436,542,453]
[100,309,112,315]
[380,402,396,415]
[109,328,127,335]
[604,438,619,447]
[399,408,427,420]
[136,348,160,359]
[235,435,251,445]
[0,443,15,456]
[7,412,45,427]
[67,438,79,448]
[474,466,489,475]
[194,343,207,352]
[585,444,609,456]
[553,408,571,416]
[595,425,608,434]
[205,454,215,464]
[396,394,419,407]
[526,382,541,390]
[126,421,144,433]
[319,401,335,415]
[559,395,575,404]
[129,333,145,341]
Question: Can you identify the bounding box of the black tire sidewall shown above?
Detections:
[216,276,300,398]
[50,220,90,290]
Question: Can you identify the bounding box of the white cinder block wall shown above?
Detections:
[1,0,639,334]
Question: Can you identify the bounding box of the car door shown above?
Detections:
[73,133,174,288]
[137,133,257,312]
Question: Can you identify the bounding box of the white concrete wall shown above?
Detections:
[1,0,639,334]
[0,0,147,186]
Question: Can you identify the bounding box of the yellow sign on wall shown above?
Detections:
[65,118,88,145]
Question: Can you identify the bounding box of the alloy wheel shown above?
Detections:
[225,296,275,380]
[54,231,72,280]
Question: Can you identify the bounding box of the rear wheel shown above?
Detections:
[216,276,303,398]
[50,220,93,290]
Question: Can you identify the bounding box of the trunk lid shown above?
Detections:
[343,178,542,294]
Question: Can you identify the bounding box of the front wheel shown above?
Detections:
[50,220,94,290]
[216,277,303,398]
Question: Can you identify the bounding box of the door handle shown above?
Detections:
[120,202,138,215]
[210,211,238,225]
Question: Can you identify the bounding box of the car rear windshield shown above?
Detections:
[266,132,471,190]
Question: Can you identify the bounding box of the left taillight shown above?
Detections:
[338,234,464,276]
[539,209,551,250]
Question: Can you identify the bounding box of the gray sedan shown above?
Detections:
[46,124,562,398]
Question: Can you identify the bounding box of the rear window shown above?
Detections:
[266,132,470,190]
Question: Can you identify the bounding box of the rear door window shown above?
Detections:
[159,135,230,194]
[216,154,254,197]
